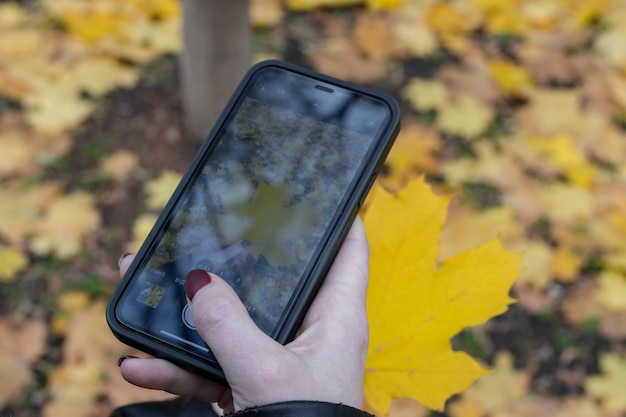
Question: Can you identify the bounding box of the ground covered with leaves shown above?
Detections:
[2,0,626,416]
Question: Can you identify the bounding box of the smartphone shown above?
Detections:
[106,60,400,384]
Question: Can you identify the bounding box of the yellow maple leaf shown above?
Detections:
[31,192,101,259]
[0,3,26,27]
[378,121,441,193]
[525,134,597,189]
[437,95,494,139]
[487,60,534,96]
[285,0,362,11]
[425,2,478,53]
[551,244,583,283]
[100,150,139,181]
[585,352,626,413]
[403,78,447,112]
[25,79,94,134]
[596,270,626,311]
[473,0,527,36]
[537,183,593,224]
[145,170,182,210]
[517,240,552,288]
[0,131,34,176]
[363,178,522,413]
[440,202,525,261]
[516,89,582,136]
[366,0,403,11]
[72,56,139,96]
[595,26,626,70]
[0,316,47,404]
[0,182,61,244]
[0,246,28,282]
[127,213,158,253]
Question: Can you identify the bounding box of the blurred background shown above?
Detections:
[2,0,626,416]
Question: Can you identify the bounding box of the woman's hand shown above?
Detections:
[117,217,369,413]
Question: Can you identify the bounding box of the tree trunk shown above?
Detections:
[181,0,252,142]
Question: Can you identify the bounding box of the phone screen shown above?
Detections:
[114,66,393,362]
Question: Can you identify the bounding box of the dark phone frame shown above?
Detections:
[106,60,401,385]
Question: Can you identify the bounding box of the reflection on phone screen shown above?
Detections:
[116,68,388,360]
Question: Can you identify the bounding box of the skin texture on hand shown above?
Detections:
[117,217,370,413]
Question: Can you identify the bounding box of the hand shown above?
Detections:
[117,217,370,413]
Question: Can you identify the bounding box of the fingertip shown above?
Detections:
[118,253,135,277]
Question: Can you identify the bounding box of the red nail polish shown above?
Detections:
[117,355,138,367]
[185,269,212,301]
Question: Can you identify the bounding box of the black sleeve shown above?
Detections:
[110,398,374,417]
[230,401,375,417]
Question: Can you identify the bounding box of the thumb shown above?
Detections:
[184,269,279,377]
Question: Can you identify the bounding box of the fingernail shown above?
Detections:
[117,355,138,367]
[185,269,212,301]
[117,252,131,268]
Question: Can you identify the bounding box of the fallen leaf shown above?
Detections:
[585,352,626,413]
[449,352,529,417]
[127,213,158,253]
[440,200,524,261]
[0,315,46,405]
[425,2,478,53]
[100,150,140,181]
[516,89,582,136]
[31,191,101,259]
[393,5,439,58]
[596,270,626,311]
[285,0,362,11]
[487,60,534,97]
[518,240,552,288]
[537,184,593,224]
[353,13,407,62]
[0,181,61,244]
[145,170,182,210]
[0,246,28,282]
[72,56,139,96]
[403,78,447,112]
[364,178,521,413]
[437,95,494,139]
[0,131,34,176]
[250,0,284,28]
[24,79,94,134]
[378,121,441,193]
[562,281,626,340]
[595,26,626,70]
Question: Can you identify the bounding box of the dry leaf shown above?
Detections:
[127,213,158,253]
[378,121,441,193]
[31,191,101,259]
[145,170,182,211]
[403,78,447,112]
[585,353,626,413]
[100,150,140,182]
[0,315,46,405]
[516,89,582,136]
[596,271,626,311]
[449,352,529,417]
[72,56,139,96]
[437,95,494,139]
[0,246,28,282]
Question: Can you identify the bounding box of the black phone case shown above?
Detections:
[106,60,401,384]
